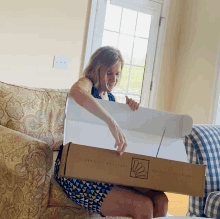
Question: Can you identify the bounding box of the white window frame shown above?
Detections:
[83,0,170,109]
[209,38,220,124]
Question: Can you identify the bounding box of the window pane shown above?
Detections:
[135,12,151,39]
[113,93,126,104]
[104,3,122,32]
[127,95,141,104]
[128,66,144,95]
[102,30,119,48]
[132,37,148,66]
[120,8,137,36]
[113,93,141,104]
[114,65,130,93]
[118,34,134,64]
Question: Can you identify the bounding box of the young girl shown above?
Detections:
[54,46,168,218]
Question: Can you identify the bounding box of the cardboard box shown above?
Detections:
[59,142,206,197]
[59,96,206,197]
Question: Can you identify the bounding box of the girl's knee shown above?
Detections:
[100,187,154,218]
[132,196,154,218]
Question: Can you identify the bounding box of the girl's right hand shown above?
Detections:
[107,118,127,156]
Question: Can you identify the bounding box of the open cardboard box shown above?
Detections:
[58,96,206,197]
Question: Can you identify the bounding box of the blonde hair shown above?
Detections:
[82,46,124,90]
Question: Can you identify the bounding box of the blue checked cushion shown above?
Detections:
[183,125,220,218]
[204,191,220,218]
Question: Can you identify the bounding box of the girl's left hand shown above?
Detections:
[126,96,140,111]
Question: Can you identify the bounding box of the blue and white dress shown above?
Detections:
[54,85,116,216]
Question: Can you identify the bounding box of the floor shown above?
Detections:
[165,192,188,216]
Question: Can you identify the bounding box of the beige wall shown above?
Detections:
[156,0,184,113]
[0,0,90,89]
[157,0,220,124]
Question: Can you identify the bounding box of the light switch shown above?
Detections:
[53,56,70,70]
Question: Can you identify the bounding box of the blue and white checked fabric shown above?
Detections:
[204,191,220,218]
[183,125,220,218]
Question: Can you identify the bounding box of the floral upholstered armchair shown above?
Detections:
[0,80,92,218]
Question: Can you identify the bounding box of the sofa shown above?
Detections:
[0,80,219,218]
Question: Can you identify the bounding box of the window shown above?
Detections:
[84,0,170,108]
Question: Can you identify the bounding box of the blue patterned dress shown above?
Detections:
[54,85,116,217]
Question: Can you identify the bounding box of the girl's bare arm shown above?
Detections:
[69,77,112,125]
[69,77,127,155]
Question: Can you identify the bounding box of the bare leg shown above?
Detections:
[151,191,168,218]
[100,187,154,219]
[136,189,168,218]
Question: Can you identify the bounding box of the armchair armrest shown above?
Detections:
[204,191,220,218]
[0,125,53,219]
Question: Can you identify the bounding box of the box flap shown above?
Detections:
[65,96,193,138]
[64,96,193,162]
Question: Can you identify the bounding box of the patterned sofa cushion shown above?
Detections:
[40,206,90,219]
[49,177,89,210]
[183,125,220,218]
[0,125,53,219]
[0,80,69,150]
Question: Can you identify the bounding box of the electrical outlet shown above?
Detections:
[53,56,70,70]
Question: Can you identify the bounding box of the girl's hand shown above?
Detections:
[107,118,127,156]
[126,96,140,111]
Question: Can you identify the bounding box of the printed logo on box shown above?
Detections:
[130,158,149,179]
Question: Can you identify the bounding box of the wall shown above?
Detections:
[158,0,220,124]
[156,0,184,113]
[0,0,90,89]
